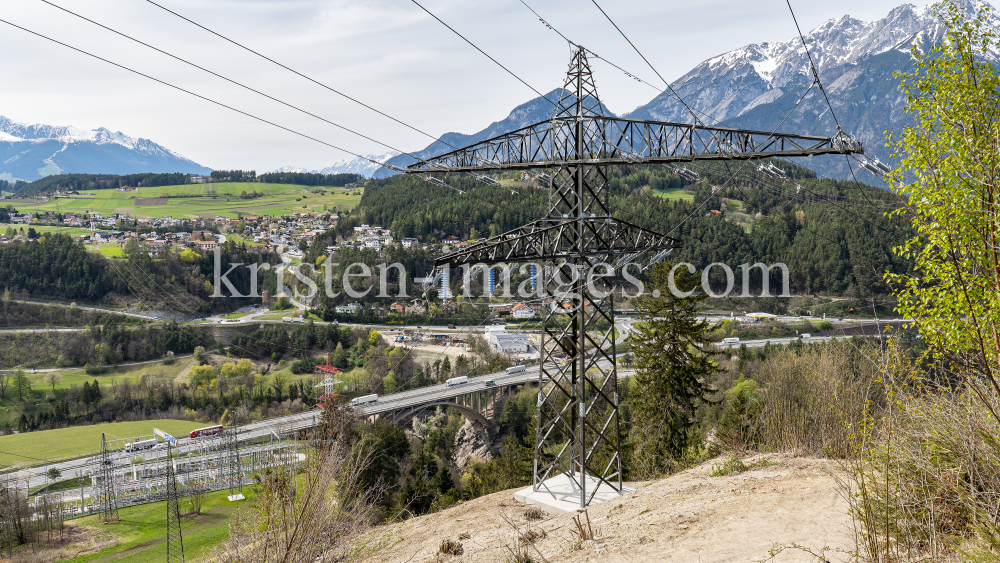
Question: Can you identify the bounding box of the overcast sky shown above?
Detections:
[0,0,921,171]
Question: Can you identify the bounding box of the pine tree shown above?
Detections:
[628,263,718,478]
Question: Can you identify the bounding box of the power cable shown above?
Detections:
[41,0,430,167]
[0,16,487,204]
[0,18,388,169]
[587,0,703,125]
[409,0,555,105]
[517,0,727,127]
[784,0,842,131]
[142,0,454,150]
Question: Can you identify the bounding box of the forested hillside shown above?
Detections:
[0,234,279,313]
[356,159,910,297]
[15,172,194,196]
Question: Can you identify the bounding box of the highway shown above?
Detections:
[6,360,636,491]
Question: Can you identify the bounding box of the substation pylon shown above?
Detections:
[224,426,244,501]
[165,441,185,563]
[99,432,119,523]
[408,46,863,508]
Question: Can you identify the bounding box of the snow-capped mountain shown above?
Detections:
[625,0,996,179]
[0,116,211,181]
[319,151,399,177]
[378,1,992,182]
[273,151,399,178]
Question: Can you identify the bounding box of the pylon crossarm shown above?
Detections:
[405,116,863,173]
[436,217,679,267]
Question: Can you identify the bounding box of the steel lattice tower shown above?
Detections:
[409,46,863,507]
[165,442,184,563]
[225,427,243,498]
[99,433,119,523]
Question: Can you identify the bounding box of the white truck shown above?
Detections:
[505,365,527,375]
[282,317,292,323]
[446,376,469,387]
[351,394,378,407]
[125,438,158,453]
[722,337,740,344]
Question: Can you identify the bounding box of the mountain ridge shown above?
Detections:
[369,0,994,182]
[0,116,211,182]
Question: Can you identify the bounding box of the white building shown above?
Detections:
[511,303,537,319]
[335,302,361,314]
[485,325,530,354]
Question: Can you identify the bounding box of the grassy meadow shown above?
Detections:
[28,182,363,220]
[650,187,695,201]
[60,487,251,562]
[0,419,203,467]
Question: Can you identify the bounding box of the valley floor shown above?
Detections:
[356,454,852,563]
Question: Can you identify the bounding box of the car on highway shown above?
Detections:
[484,380,495,387]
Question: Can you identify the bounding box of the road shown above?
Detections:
[9,299,163,321]
[6,359,635,490]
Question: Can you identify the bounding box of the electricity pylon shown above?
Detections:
[409,46,863,508]
[98,433,119,523]
[224,426,243,500]
[165,441,184,563]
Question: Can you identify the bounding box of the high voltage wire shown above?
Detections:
[785,0,842,131]
[0,13,489,203]
[587,0,704,126]
[409,0,556,107]
[0,18,387,167]
[516,0,726,127]
[140,0,526,199]
[142,0,455,151]
[40,0,423,166]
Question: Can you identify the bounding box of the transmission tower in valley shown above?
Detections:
[408,46,864,508]
[165,441,184,563]
[224,426,244,501]
[98,433,119,523]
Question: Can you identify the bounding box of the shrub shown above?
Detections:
[438,539,463,556]
[716,375,760,452]
[710,457,748,477]
[84,363,107,375]
[291,356,320,374]
[752,341,880,457]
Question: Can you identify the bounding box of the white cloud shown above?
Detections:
[0,0,917,171]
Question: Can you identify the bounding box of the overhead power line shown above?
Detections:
[41,0,421,163]
[784,0,842,131]
[408,0,558,109]
[587,0,703,125]
[4,12,487,202]
[0,18,385,167]
[143,0,452,150]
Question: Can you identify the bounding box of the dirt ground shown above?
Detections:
[411,343,471,361]
[354,454,854,563]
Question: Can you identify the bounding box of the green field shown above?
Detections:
[62,487,250,562]
[218,312,249,319]
[27,356,196,392]
[2,225,101,237]
[29,182,363,220]
[0,419,203,468]
[651,187,695,201]
[225,233,255,245]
